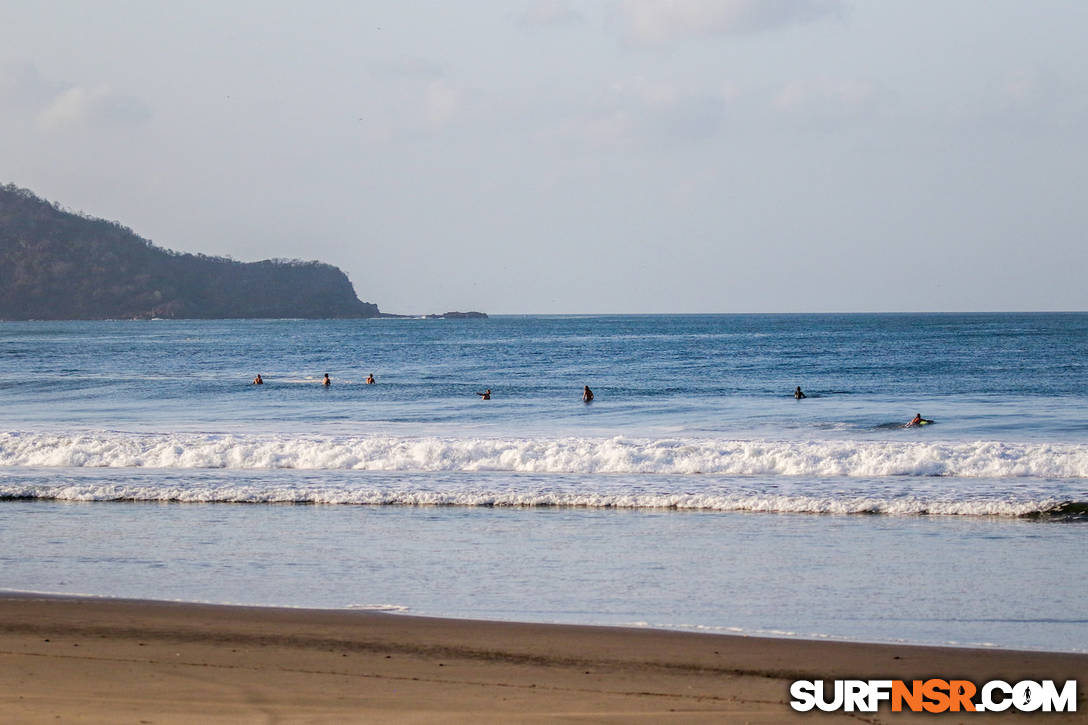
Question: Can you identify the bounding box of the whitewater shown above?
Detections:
[4,431,1088,479]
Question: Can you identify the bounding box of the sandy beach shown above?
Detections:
[0,593,1083,724]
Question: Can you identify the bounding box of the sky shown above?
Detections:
[2,1,1086,314]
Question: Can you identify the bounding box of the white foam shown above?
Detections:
[1,431,1087,478]
[344,604,410,613]
[0,478,1072,516]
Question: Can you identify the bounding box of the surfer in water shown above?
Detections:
[906,413,932,427]
[476,389,491,400]
[794,386,806,399]
[322,373,331,387]
[253,374,263,385]
[582,385,594,403]
[366,373,375,384]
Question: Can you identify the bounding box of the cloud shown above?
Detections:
[36,85,151,131]
[519,0,582,28]
[552,107,633,149]
[617,0,847,46]
[771,77,878,124]
[0,62,150,132]
[359,61,471,139]
[550,73,882,149]
[550,79,734,149]
[424,80,462,127]
[994,68,1061,110]
[961,67,1085,132]
[371,57,446,80]
[629,80,731,140]
[0,62,59,111]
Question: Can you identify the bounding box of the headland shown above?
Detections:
[0,184,387,320]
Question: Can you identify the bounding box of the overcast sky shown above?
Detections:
[2,1,1086,314]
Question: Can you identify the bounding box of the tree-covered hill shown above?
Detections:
[0,184,380,320]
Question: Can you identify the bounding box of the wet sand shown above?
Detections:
[0,593,1084,723]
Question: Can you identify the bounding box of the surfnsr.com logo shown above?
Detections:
[790,679,1078,713]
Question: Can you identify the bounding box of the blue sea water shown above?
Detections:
[1,314,1085,651]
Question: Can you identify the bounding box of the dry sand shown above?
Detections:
[0,593,1084,723]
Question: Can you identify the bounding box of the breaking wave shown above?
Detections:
[2,431,1087,478]
[0,481,1079,518]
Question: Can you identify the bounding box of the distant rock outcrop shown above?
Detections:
[0,184,380,320]
[423,311,489,319]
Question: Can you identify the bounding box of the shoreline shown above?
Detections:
[3,587,1084,656]
[1,593,1084,723]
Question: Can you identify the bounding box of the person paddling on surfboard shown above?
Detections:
[906,413,932,427]
[476,389,491,400]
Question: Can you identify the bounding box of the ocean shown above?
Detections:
[1,313,1085,652]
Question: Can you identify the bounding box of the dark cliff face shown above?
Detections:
[0,184,380,320]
